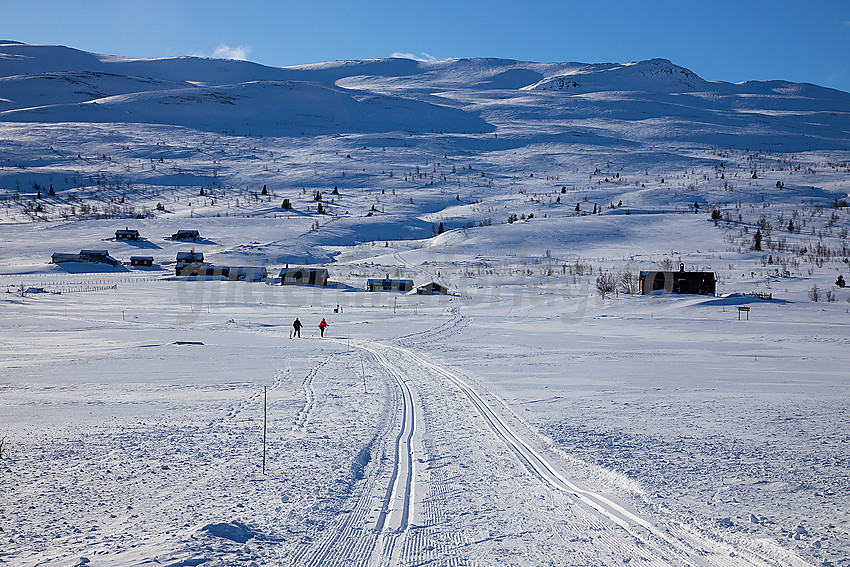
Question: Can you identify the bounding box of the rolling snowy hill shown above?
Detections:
[1,42,849,567]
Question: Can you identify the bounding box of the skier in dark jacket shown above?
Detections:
[318,318,328,337]
[293,318,302,338]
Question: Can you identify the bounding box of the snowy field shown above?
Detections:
[1,42,850,566]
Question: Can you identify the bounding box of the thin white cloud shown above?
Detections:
[212,44,251,61]
[392,52,438,62]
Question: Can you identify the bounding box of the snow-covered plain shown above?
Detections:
[1,41,849,566]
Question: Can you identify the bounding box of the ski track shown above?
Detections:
[282,342,422,567]
[396,304,469,345]
[356,344,422,566]
[293,355,332,432]
[246,320,813,566]
[389,342,811,567]
[210,367,288,426]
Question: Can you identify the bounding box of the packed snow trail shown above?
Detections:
[358,344,423,566]
[283,341,425,567]
[334,336,812,567]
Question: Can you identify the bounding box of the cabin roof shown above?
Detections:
[367,278,413,284]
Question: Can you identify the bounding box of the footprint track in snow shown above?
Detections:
[293,356,333,432]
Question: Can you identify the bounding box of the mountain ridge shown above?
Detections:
[1,41,849,149]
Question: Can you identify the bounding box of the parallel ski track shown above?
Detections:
[393,344,793,567]
[290,342,421,567]
[356,344,420,566]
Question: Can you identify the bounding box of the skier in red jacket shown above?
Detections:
[318,318,328,337]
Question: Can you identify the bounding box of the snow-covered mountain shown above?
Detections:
[2,41,849,145]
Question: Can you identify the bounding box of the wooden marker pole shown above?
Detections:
[361,355,367,393]
[262,386,267,474]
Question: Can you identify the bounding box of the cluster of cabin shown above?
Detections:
[116,228,201,242]
[51,227,202,270]
[174,261,447,294]
[52,249,154,269]
[364,277,448,295]
[362,278,448,295]
[51,228,718,298]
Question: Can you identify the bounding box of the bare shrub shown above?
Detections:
[619,271,639,295]
[808,284,820,302]
[596,273,616,296]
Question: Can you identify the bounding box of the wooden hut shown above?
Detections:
[115,228,141,241]
[640,264,716,295]
[176,263,222,277]
[227,266,268,282]
[176,251,204,270]
[78,250,120,266]
[416,282,449,295]
[130,256,154,267]
[279,268,329,286]
[367,278,414,292]
[172,230,200,241]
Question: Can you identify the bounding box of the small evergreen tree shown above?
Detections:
[261,185,267,195]
[788,219,794,232]
[575,203,580,212]
[753,229,762,251]
[837,274,846,288]
[438,222,445,234]
[282,198,292,210]
[317,202,325,214]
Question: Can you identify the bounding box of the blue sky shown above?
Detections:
[2,1,849,92]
